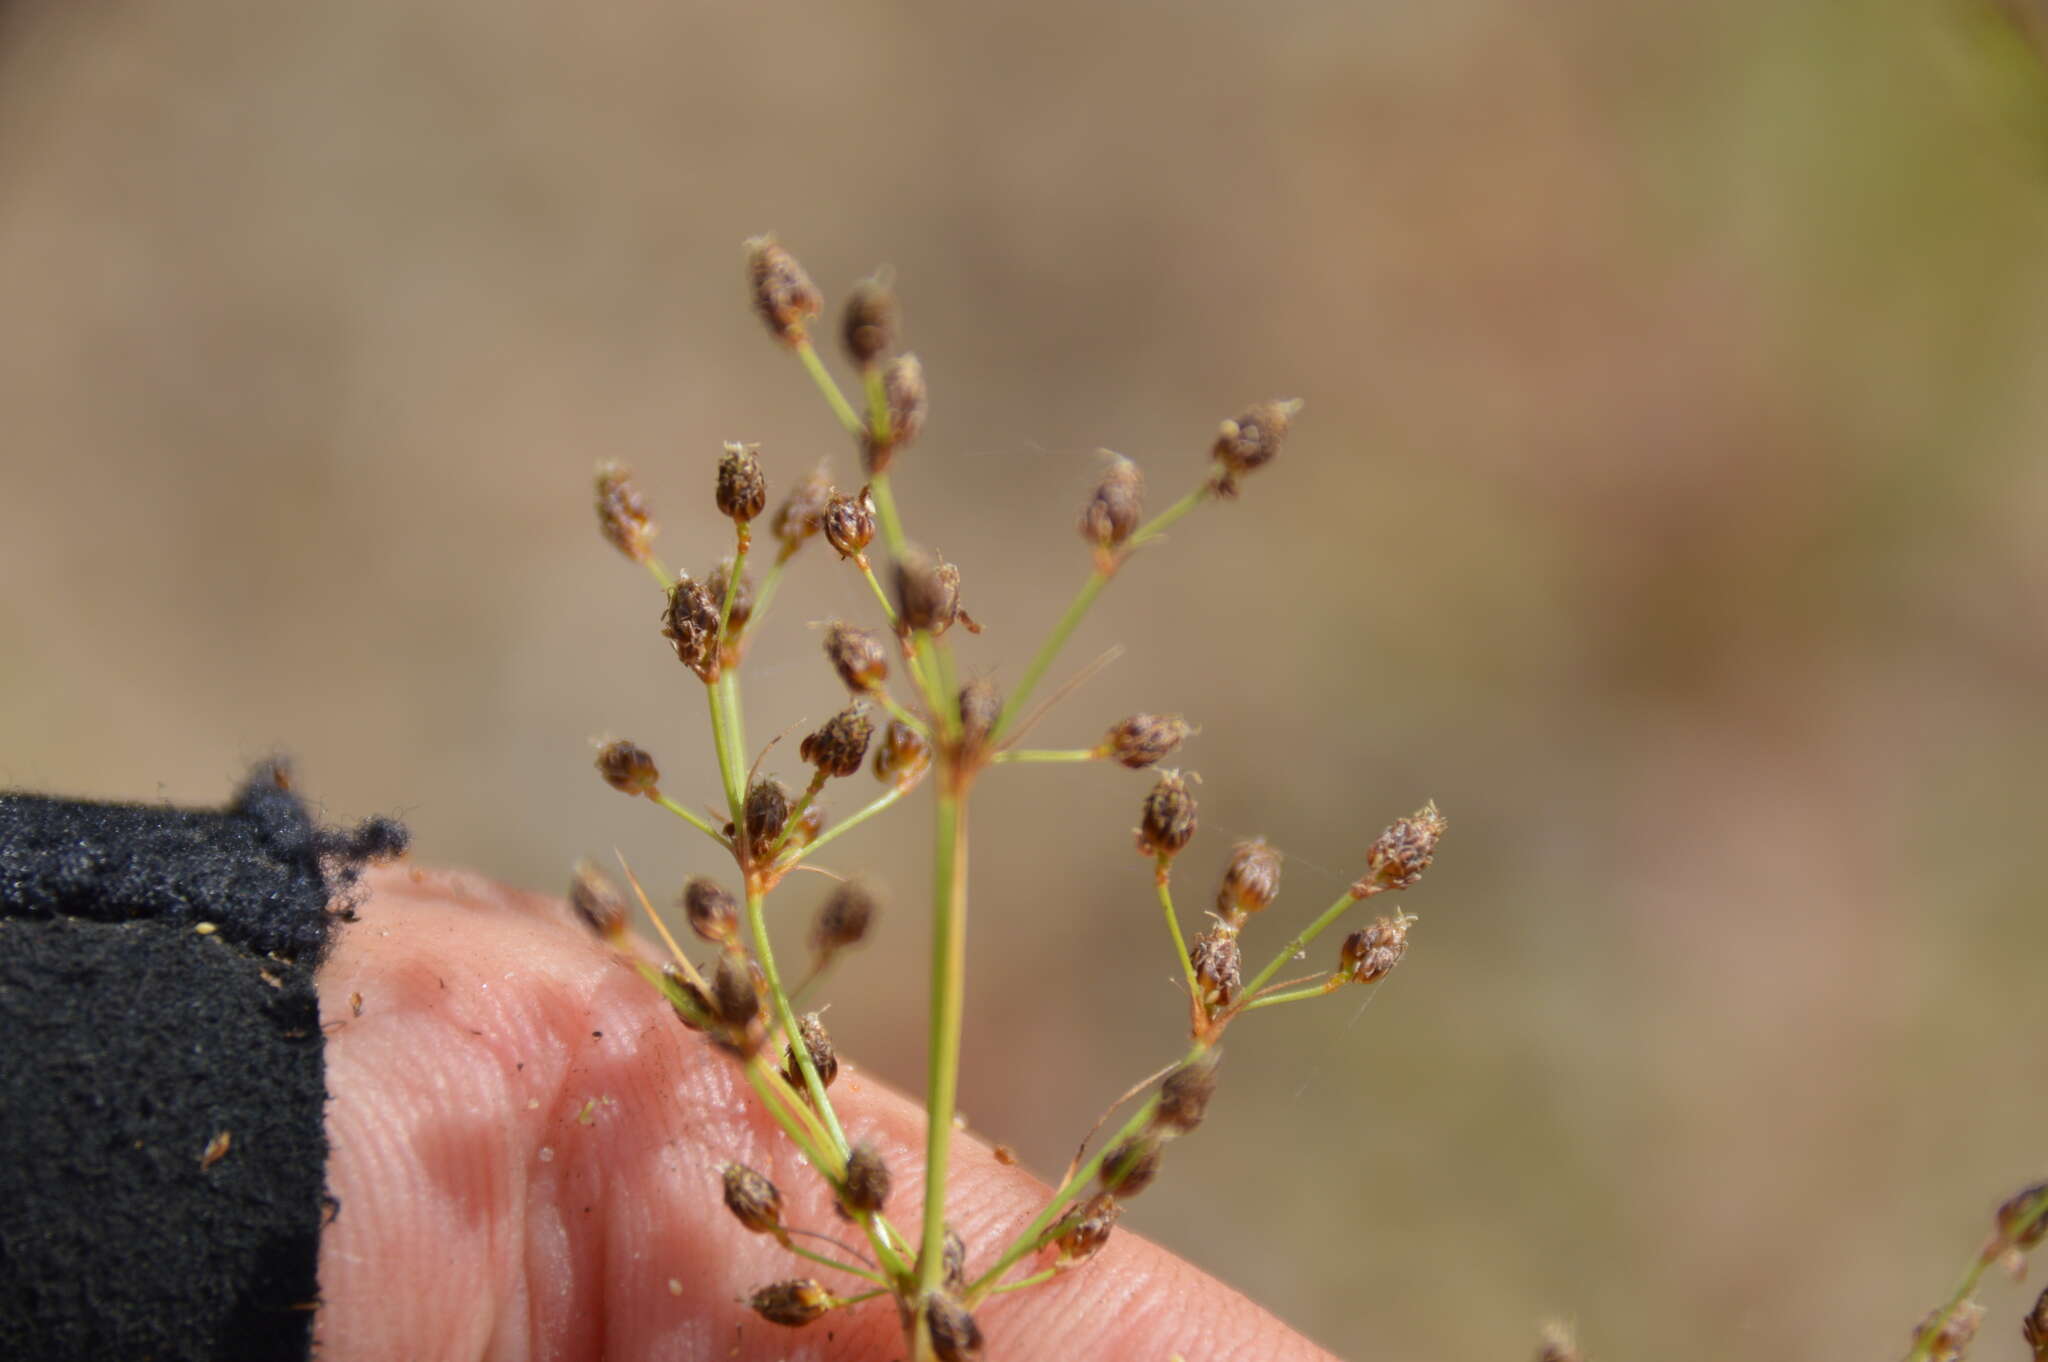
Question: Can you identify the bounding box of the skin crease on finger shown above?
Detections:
[311,866,1340,1362]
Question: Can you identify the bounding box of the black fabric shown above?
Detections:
[0,768,405,1362]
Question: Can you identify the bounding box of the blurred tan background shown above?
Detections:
[6,2,2048,1358]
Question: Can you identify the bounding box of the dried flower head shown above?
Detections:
[663,577,723,681]
[824,621,889,693]
[865,353,928,475]
[924,1294,984,1362]
[1152,1050,1221,1135]
[2024,1284,2048,1360]
[942,1226,968,1291]
[1079,452,1144,552]
[812,880,879,957]
[1339,913,1413,984]
[772,463,833,557]
[894,548,961,635]
[1210,398,1302,495]
[594,461,656,564]
[782,1011,839,1091]
[743,778,792,859]
[789,802,826,850]
[745,235,822,347]
[1189,928,1241,1012]
[1913,1301,1985,1362]
[1356,800,1446,896]
[1098,1135,1164,1198]
[568,860,628,939]
[1103,713,1190,770]
[956,678,1001,758]
[595,740,660,797]
[714,442,767,524]
[681,875,739,945]
[874,717,933,789]
[1049,1192,1122,1268]
[1136,770,1197,858]
[842,274,898,369]
[1999,1183,2048,1250]
[801,703,875,778]
[841,1143,892,1215]
[822,486,878,558]
[721,1162,785,1236]
[748,1278,833,1327]
[712,952,763,1031]
[1216,839,1282,922]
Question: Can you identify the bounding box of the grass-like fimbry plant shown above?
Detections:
[577,235,1445,1361]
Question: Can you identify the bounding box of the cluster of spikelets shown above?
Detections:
[571,234,1446,1361]
[1893,1182,2048,1362]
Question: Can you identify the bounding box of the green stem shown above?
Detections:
[910,632,956,741]
[740,1056,833,1173]
[650,793,729,847]
[1239,979,1342,1012]
[865,366,891,446]
[1242,888,1364,999]
[746,886,849,1158]
[717,536,750,644]
[705,680,745,824]
[986,1267,1058,1297]
[854,555,899,624]
[868,472,911,562]
[917,781,970,1296]
[749,554,792,630]
[994,748,1101,764]
[1906,1188,2048,1362]
[645,557,674,592]
[786,784,906,865]
[780,1238,887,1286]
[797,339,864,437]
[875,689,928,736]
[770,771,831,860]
[989,480,1214,745]
[1155,861,1201,1002]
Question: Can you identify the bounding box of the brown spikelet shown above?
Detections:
[595,740,660,796]
[1136,770,1197,858]
[745,235,822,347]
[772,463,833,557]
[721,1163,784,1236]
[782,1011,839,1091]
[1355,800,1446,896]
[594,461,656,564]
[1049,1192,1121,1267]
[1209,398,1302,496]
[824,621,889,692]
[1189,928,1241,1012]
[1098,1135,1164,1198]
[1216,839,1282,923]
[840,1143,892,1215]
[811,880,879,957]
[681,875,739,944]
[743,778,791,860]
[864,353,929,476]
[568,860,628,939]
[1912,1301,1984,1362]
[874,718,933,789]
[822,487,878,558]
[1103,713,1190,770]
[1079,452,1144,552]
[956,678,1001,760]
[801,703,875,778]
[1152,1050,1221,1135]
[842,275,898,368]
[747,1278,833,1326]
[1534,1321,1582,1362]
[894,548,961,635]
[716,442,767,523]
[662,577,723,681]
[2023,1284,2048,1360]
[924,1294,984,1362]
[1339,912,1413,984]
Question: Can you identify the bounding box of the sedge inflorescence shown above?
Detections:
[574,234,1445,1361]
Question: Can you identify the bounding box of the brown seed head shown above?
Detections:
[789,803,825,850]
[874,718,933,789]
[1103,713,1190,770]
[842,275,898,369]
[747,1278,833,1327]
[821,487,877,558]
[1152,1050,1221,1135]
[878,353,928,456]
[894,548,961,635]
[824,621,889,693]
[801,703,875,779]
[1210,398,1302,495]
[772,464,833,557]
[942,1227,968,1291]
[594,461,656,564]
[1357,800,1446,895]
[595,740,660,796]
[840,1142,892,1215]
[1098,1135,1164,1198]
[1998,1182,2048,1250]
[1535,1321,1582,1362]
[712,952,763,1030]
[924,1294,984,1362]
[1189,928,1241,1012]
[1339,912,1413,984]
[956,678,1001,759]
[1136,770,1197,858]
[1079,452,1144,551]
[568,860,627,939]
[1216,839,1283,922]
[1050,1192,1122,1267]
[714,442,767,523]
[782,1011,839,1091]
[743,778,791,859]
[721,1162,784,1236]
[812,880,879,957]
[663,577,723,681]
[2024,1284,2048,1360]
[745,235,822,348]
[681,875,739,945]
[1913,1301,1985,1362]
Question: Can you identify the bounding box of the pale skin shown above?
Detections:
[314,865,1341,1362]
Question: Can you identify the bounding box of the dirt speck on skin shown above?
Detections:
[348,992,363,1016]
